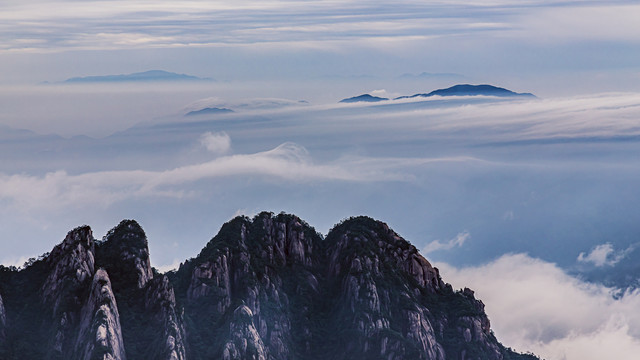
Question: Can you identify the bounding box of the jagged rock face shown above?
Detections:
[173,212,534,360]
[180,213,321,359]
[41,226,97,360]
[322,217,446,360]
[223,306,267,360]
[0,292,6,343]
[1,213,538,360]
[0,221,188,360]
[42,226,95,316]
[145,275,187,360]
[97,219,187,360]
[74,269,126,360]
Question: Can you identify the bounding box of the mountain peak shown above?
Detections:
[397,84,536,99]
[340,94,389,103]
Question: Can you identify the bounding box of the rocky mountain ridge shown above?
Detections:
[0,213,538,360]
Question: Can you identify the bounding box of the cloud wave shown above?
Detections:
[0,141,479,211]
[422,231,470,254]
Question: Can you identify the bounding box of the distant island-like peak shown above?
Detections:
[339,94,389,103]
[63,70,212,83]
[396,84,536,99]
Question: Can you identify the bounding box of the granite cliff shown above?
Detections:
[0,213,537,360]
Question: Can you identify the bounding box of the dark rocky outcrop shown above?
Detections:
[0,213,538,360]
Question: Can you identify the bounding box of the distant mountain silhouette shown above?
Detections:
[339,94,389,103]
[64,70,212,83]
[396,84,535,99]
[185,107,235,116]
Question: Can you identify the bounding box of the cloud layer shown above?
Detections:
[2,0,640,97]
[3,1,639,53]
[0,139,479,212]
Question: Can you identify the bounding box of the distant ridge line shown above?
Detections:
[63,70,212,83]
[340,84,535,103]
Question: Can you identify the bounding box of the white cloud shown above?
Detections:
[199,131,231,154]
[436,254,640,360]
[578,243,635,267]
[154,258,183,273]
[0,142,478,212]
[422,231,469,254]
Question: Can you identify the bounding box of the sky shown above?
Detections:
[2,1,640,359]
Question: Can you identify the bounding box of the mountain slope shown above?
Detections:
[0,213,538,360]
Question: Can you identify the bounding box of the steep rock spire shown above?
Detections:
[73,269,126,360]
[144,275,188,360]
[41,226,96,359]
[42,226,96,314]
